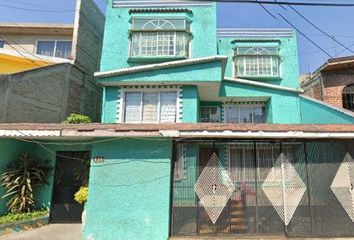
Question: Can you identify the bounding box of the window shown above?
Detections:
[124,91,178,123]
[0,39,4,48]
[174,143,187,181]
[200,106,220,123]
[235,47,280,77]
[342,84,354,111]
[130,18,191,58]
[225,105,266,123]
[36,40,72,58]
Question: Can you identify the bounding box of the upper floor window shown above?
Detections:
[200,106,220,123]
[124,91,178,123]
[342,84,354,111]
[130,18,191,58]
[0,39,4,48]
[225,104,266,123]
[234,47,280,77]
[36,40,72,58]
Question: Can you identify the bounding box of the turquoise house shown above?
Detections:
[0,1,354,240]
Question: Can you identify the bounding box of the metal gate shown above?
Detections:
[50,151,90,223]
[171,140,354,238]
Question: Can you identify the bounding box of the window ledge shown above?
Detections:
[236,75,282,81]
[128,56,188,63]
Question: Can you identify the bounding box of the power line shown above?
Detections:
[0,0,73,11]
[278,13,333,58]
[0,2,74,12]
[287,4,354,55]
[206,0,354,7]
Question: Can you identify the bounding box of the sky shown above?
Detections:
[0,0,354,74]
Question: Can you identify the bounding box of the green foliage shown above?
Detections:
[74,186,88,204]
[0,209,48,225]
[72,153,90,187]
[0,154,53,213]
[62,113,92,124]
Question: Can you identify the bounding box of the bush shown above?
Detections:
[62,113,92,124]
[74,186,88,204]
[0,209,48,225]
[0,154,53,213]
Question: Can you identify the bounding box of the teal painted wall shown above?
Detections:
[218,32,301,89]
[182,85,199,123]
[299,96,354,124]
[98,61,224,84]
[0,139,92,216]
[220,81,302,124]
[100,1,217,71]
[0,139,33,214]
[101,87,120,123]
[84,139,173,240]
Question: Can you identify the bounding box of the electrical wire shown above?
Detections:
[204,0,354,7]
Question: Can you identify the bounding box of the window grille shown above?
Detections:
[234,47,280,77]
[124,91,177,123]
[342,84,354,111]
[130,18,191,58]
[174,143,187,181]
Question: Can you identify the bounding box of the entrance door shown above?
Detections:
[50,151,90,223]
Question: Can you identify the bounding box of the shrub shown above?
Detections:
[0,209,48,224]
[62,113,92,124]
[74,186,88,204]
[0,154,53,213]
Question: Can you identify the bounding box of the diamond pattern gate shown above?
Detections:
[171,140,354,238]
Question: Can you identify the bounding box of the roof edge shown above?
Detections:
[224,77,303,94]
[94,55,228,78]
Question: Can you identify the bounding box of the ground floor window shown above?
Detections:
[224,104,266,123]
[200,106,220,123]
[124,91,177,123]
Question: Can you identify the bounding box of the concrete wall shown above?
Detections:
[84,139,173,240]
[0,63,101,123]
[0,0,104,123]
[299,95,354,124]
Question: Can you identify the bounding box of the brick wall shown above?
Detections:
[321,71,354,108]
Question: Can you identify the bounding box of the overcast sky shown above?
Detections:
[1,0,354,74]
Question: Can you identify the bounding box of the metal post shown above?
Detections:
[254,141,259,234]
[303,142,314,235]
[280,142,288,237]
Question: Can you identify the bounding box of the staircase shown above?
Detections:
[229,198,247,233]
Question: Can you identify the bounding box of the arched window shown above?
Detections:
[130,18,191,58]
[235,47,280,77]
[342,84,354,111]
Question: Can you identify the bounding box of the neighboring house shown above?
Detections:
[302,56,354,111]
[0,1,353,240]
[0,0,104,123]
[0,23,73,74]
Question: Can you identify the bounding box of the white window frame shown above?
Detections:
[233,46,280,78]
[129,18,192,58]
[200,106,221,123]
[224,103,266,123]
[35,39,72,57]
[121,88,180,123]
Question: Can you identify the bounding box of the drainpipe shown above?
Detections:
[319,72,324,101]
